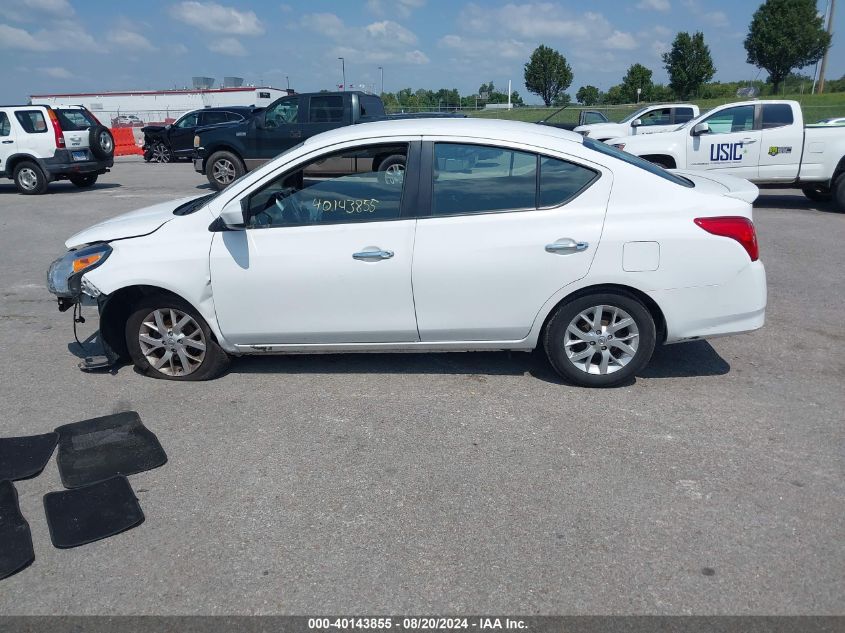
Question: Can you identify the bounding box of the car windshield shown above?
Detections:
[618,106,651,124]
[582,137,693,188]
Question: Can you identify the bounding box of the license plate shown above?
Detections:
[72,150,87,161]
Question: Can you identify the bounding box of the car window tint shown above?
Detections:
[0,113,10,137]
[309,96,344,123]
[584,112,606,124]
[674,107,695,123]
[641,108,671,126]
[265,98,298,126]
[703,105,755,134]
[15,110,48,134]
[539,157,598,207]
[432,143,537,215]
[203,111,228,125]
[55,109,95,131]
[762,104,794,129]
[245,143,408,228]
[360,95,383,118]
[226,111,244,122]
[177,113,199,128]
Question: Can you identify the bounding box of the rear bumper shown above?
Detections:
[649,260,767,343]
[41,150,113,179]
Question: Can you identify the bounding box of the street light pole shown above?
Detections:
[378,66,384,95]
[338,57,346,91]
[285,75,290,91]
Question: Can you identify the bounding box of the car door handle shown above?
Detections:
[741,138,758,144]
[545,239,588,254]
[1,140,12,144]
[353,249,394,260]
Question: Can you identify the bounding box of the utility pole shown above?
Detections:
[285,75,290,91]
[818,0,836,94]
[338,57,346,91]
[378,66,384,95]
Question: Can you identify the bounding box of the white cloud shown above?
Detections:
[0,23,55,50]
[38,65,73,78]
[364,21,418,46]
[439,34,532,60]
[636,0,670,11]
[684,0,728,28]
[0,20,102,52]
[108,29,156,52]
[367,0,425,19]
[300,13,345,38]
[208,37,247,56]
[169,1,264,35]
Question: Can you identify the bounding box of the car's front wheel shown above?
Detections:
[149,141,172,163]
[13,161,48,195]
[543,292,656,387]
[125,294,229,381]
[206,150,245,190]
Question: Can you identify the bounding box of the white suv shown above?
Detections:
[0,105,114,194]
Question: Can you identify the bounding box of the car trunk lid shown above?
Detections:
[671,169,760,204]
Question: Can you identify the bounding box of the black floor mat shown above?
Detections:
[0,480,35,579]
[55,411,167,489]
[0,432,58,481]
[43,476,144,548]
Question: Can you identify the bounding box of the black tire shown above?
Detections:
[89,125,114,160]
[802,184,832,202]
[70,174,98,188]
[125,293,229,381]
[832,175,845,212]
[143,148,153,162]
[376,154,406,184]
[13,161,48,195]
[543,292,656,388]
[206,150,245,190]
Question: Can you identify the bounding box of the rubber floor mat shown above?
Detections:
[43,476,144,548]
[0,480,35,579]
[0,432,58,481]
[55,411,167,489]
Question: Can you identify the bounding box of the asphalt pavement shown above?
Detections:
[0,158,842,614]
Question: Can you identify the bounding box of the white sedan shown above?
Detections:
[47,119,767,387]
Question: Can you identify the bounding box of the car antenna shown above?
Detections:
[537,104,568,124]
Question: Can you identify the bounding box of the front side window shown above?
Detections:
[583,111,607,125]
[245,143,408,228]
[432,144,537,215]
[176,113,199,128]
[265,98,299,127]
[673,107,695,124]
[702,105,755,134]
[309,96,344,123]
[640,108,671,126]
[0,113,10,137]
[762,104,794,129]
[15,110,47,134]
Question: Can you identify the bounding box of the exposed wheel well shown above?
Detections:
[641,154,676,169]
[538,284,667,348]
[99,285,212,360]
[833,156,845,187]
[4,154,42,179]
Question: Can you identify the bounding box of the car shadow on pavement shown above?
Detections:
[755,193,841,214]
[0,183,122,194]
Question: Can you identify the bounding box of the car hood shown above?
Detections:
[141,125,166,135]
[672,170,760,204]
[575,122,625,135]
[65,196,202,249]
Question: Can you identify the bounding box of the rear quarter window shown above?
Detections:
[55,108,97,130]
[15,110,48,134]
[539,157,598,207]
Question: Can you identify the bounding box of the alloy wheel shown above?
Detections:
[212,158,236,185]
[18,167,39,191]
[138,308,207,376]
[151,143,171,163]
[563,304,640,375]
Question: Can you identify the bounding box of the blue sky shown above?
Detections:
[0,0,842,104]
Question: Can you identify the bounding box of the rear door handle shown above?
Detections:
[353,249,394,261]
[545,239,588,254]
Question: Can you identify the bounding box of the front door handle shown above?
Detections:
[545,239,588,254]
[741,138,757,144]
[1,140,13,144]
[353,249,394,261]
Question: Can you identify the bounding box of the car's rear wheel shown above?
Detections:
[70,174,98,188]
[802,184,832,202]
[544,292,656,387]
[13,161,48,195]
[149,141,172,163]
[832,174,845,212]
[207,151,245,190]
[125,294,229,381]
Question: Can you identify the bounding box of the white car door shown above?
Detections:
[0,112,17,174]
[412,141,611,342]
[758,103,803,181]
[686,104,761,179]
[209,140,420,345]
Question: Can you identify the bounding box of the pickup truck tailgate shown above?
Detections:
[671,170,760,204]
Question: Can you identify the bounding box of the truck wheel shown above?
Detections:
[834,175,845,212]
[13,161,48,195]
[207,151,245,190]
[149,141,172,163]
[70,174,98,188]
[377,155,406,185]
[802,184,832,202]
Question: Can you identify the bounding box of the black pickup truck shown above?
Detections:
[194,91,392,189]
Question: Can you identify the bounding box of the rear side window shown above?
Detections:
[55,108,96,130]
[0,113,10,137]
[309,96,344,123]
[15,110,48,134]
[202,111,228,125]
[584,137,693,188]
[762,104,794,129]
[360,95,385,118]
[226,111,244,122]
[432,144,537,215]
[539,157,598,207]
[674,107,695,124]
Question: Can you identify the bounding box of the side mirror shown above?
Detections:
[631,118,643,128]
[218,200,248,228]
[692,122,710,136]
[165,124,172,130]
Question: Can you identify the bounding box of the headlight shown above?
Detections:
[47,243,112,298]
[194,135,200,148]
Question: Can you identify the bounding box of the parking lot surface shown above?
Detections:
[0,158,842,614]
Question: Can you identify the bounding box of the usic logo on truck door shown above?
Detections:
[709,142,746,162]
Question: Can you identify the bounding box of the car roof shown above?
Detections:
[303,117,586,149]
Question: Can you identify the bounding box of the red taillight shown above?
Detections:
[46,108,65,148]
[694,216,759,262]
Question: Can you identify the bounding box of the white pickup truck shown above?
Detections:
[607,100,845,209]
[574,103,700,141]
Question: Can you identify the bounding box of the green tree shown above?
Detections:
[744,0,831,94]
[576,85,601,105]
[604,85,625,105]
[523,45,573,106]
[620,63,654,102]
[662,31,716,99]
[551,92,571,106]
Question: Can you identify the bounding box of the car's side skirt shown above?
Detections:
[233,340,536,355]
